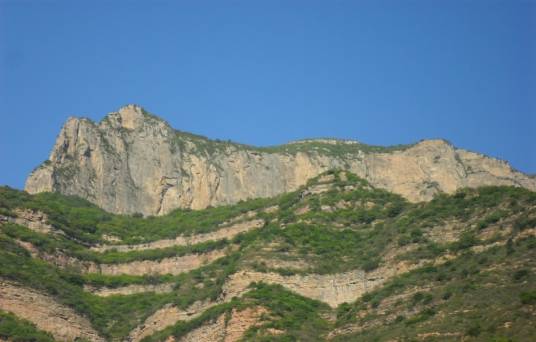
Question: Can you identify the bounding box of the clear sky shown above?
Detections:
[0,0,535,189]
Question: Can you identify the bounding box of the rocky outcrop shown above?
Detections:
[13,239,227,277]
[129,261,412,340]
[97,248,228,276]
[0,280,104,342]
[178,306,268,342]
[1,209,54,234]
[222,252,431,308]
[13,240,100,274]
[25,105,536,216]
[327,286,435,339]
[126,226,532,341]
[91,219,264,253]
[129,300,215,342]
[222,270,382,308]
[130,302,268,342]
[128,270,267,342]
[85,283,175,297]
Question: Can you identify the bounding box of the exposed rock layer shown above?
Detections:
[85,283,175,297]
[91,219,264,253]
[12,238,228,276]
[178,306,268,342]
[26,105,536,215]
[129,300,214,342]
[97,248,227,276]
[0,209,54,234]
[221,262,415,308]
[0,280,104,342]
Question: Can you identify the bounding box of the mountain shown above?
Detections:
[25,105,536,216]
[2,107,535,341]
[1,171,535,341]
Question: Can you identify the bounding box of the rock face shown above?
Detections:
[91,219,264,253]
[25,105,536,216]
[221,264,415,308]
[97,248,227,276]
[85,282,175,297]
[0,209,53,234]
[129,300,214,342]
[0,280,104,342]
[178,307,268,342]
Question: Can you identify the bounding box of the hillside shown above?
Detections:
[25,105,536,216]
[1,170,535,341]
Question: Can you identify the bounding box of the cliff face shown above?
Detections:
[25,105,536,216]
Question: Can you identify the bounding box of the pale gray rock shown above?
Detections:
[25,104,536,215]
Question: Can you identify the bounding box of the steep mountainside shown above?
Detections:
[25,105,536,215]
[1,171,535,341]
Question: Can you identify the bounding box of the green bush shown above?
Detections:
[513,269,529,282]
[0,311,55,342]
[465,323,481,337]
[520,291,536,305]
[404,307,436,325]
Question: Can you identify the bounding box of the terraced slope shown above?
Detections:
[1,170,535,341]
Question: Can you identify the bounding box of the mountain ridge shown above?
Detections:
[25,105,536,216]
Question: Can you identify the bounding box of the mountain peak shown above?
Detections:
[108,104,150,130]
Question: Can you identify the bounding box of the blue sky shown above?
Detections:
[1,0,535,189]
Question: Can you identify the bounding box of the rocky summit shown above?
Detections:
[25,105,536,216]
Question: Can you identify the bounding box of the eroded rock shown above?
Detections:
[25,105,536,216]
[1,209,54,234]
[98,248,228,276]
[179,306,268,342]
[0,280,104,342]
[92,219,263,253]
[85,282,175,297]
[129,300,214,342]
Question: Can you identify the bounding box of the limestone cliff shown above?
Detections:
[25,105,536,215]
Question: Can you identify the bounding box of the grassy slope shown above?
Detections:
[0,310,55,342]
[332,238,536,341]
[0,171,535,341]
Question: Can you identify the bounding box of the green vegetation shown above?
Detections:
[0,311,55,342]
[133,99,416,158]
[256,139,414,156]
[0,185,273,244]
[333,237,536,341]
[253,222,387,274]
[1,222,234,265]
[0,170,535,341]
[0,229,243,339]
[163,105,416,158]
[143,283,331,342]
[0,233,173,339]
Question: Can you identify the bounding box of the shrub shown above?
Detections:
[405,307,436,325]
[466,323,481,337]
[362,259,380,272]
[520,291,536,305]
[513,269,529,282]
[394,315,405,323]
[452,232,478,251]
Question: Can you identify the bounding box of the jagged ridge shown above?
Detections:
[25,104,536,215]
